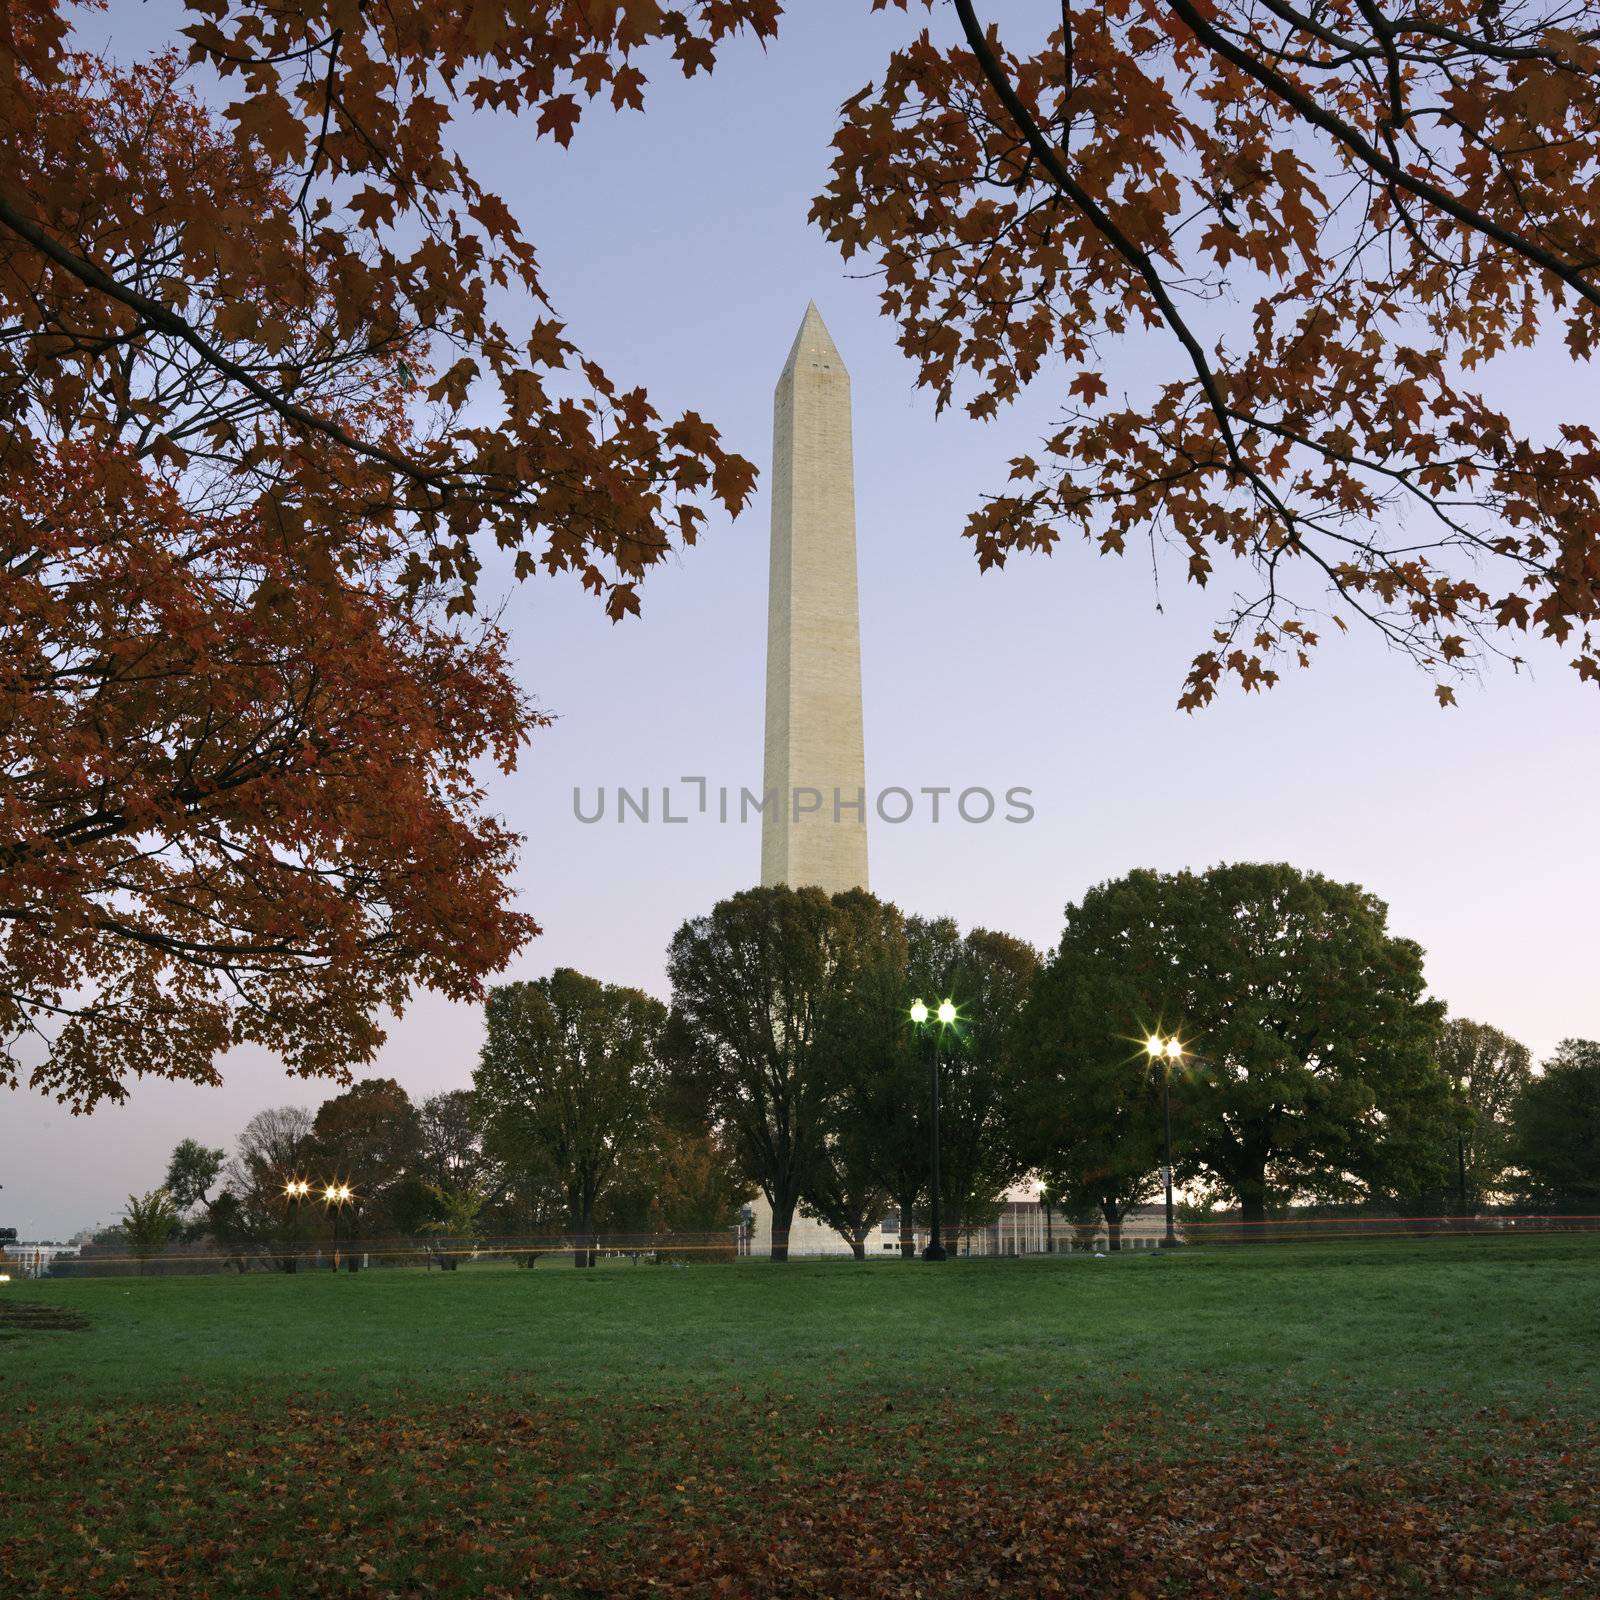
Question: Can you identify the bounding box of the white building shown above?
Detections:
[0,1241,78,1278]
[741,1194,902,1258]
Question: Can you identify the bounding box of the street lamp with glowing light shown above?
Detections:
[910,996,959,1262]
[1145,1033,1183,1248]
[322,1182,356,1271]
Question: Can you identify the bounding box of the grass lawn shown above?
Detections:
[3,1237,1597,1597]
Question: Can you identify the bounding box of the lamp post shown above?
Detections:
[1145,1035,1184,1248]
[323,1182,353,1271]
[283,1178,311,1272]
[911,997,957,1262]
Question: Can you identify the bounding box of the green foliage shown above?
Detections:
[120,1189,180,1272]
[418,1181,489,1270]
[932,923,1042,1242]
[1512,1040,1600,1205]
[798,891,909,1255]
[163,1139,225,1213]
[475,968,667,1265]
[1018,898,1168,1246]
[667,885,878,1259]
[1025,864,1450,1228]
[1437,1018,1533,1207]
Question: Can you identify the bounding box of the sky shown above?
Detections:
[3,2,1598,1238]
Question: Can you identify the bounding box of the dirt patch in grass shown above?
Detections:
[0,1301,90,1335]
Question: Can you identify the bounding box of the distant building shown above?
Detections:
[738,1188,1174,1260]
[740,1196,898,1258]
[953,1197,1171,1256]
[0,1241,78,1278]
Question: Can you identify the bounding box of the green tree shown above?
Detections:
[419,1182,489,1271]
[667,885,878,1261]
[1438,1019,1534,1211]
[831,912,928,1261]
[926,922,1042,1252]
[1512,1041,1600,1208]
[1018,918,1167,1251]
[1028,865,1449,1234]
[163,1138,225,1215]
[798,891,910,1259]
[122,1188,179,1274]
[475,969,667,1268]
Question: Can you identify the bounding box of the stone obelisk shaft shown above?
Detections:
[760,304,869,895]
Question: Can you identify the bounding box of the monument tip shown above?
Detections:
[783,300,845,378]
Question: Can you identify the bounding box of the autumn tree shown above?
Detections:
[308,1077,423,1234]
[819,1,1600,705]
[1437,1018,1534,1210]
[1511,1040,1600,1207]
[1,6,768,1108]
[474,969,667,1268]
[598,1115,752,1260]
[1032,865,1450,1232]
[648,1122,752,1239]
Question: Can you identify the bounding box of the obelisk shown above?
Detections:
[760,303,869,894]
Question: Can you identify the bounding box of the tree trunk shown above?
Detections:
[1045,1203,1054,1254]
[1104,1202,1123,1253]
[575,1196,596,1268]
[770,1195,795,1262]
[850,1237,866,1261]
[1240,1188,1267,1241]
[897,1192,917,1258]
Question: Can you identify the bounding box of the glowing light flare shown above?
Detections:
[909,999,929,1024]
[937,1000,957,1025]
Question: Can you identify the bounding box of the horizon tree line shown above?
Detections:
[84,861,1600,1272]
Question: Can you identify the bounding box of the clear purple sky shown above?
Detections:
[3,3,1596,1238]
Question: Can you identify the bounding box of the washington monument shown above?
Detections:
[760,304,869,895]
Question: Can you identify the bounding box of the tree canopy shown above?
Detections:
[10,0,1598,1113]
[822,0,1600,705]
[1,5,764,1106]
[1437,1017,1533,1207]
[163,1139,226,1215]
[1016,944,1164,1252]
[667,884,892,1260]
[1026,864,1450,1228]
[474,968,668,1266]
[1512,1039,1600,1205]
